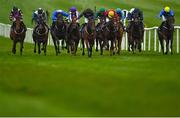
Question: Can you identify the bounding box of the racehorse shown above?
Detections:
[10,15,26,55]
[158,15,175,55]
[114,16,124,55]
[81,16,96,57]
[95,17,107,55]
[128,12,144,53]
[103,18,117,56]
[67,16,80,55]
[33,14,49,55]
[50,13,67,55]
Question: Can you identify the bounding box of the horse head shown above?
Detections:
[14,14,22,31]
[132,12,140,25]
[106,18,116,33]
[69,16,79,34]
[36,16,48,36]
[56,13,63,25]
[87,16,95,35]
[166,15,175,31]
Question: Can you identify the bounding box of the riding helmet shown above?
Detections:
[70,6,77,12]
[13,6,18,11]
[99,7,105,12]
[164,6,170,13]
[108,11,115,18]
[38,8,43,14]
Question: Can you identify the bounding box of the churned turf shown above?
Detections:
[0,36,179,116]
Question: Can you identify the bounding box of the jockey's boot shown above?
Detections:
[51,21,56,29]
[80,23,86,32]
[96,23,100,31]
[126,22,132,33]
[44,22,50,30]
[12,22,16,29]
[119,21,125,31]
[159,21,165,31]
[21,22,27,31]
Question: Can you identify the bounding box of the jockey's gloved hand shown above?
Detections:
[65,18,69,22]
[13,17,16,22]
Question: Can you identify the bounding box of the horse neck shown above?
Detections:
[15,20,21,30]
[166,17,174,28]
[87,20,95,32]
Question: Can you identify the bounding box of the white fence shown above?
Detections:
[0,23,179,53]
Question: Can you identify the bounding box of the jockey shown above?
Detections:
[116,8,125,31]
[68,6,79,23]
[51,9,69,29]
[9,6,23,21]
[126,8,144,32]
[96,7,106,23]
[127,8,135,21]
[9,6,26,31]
[32,8,49,29]
[78,8,94,31]
[116,8,124,21]
[105,9,117,22]
[159,6,174,30]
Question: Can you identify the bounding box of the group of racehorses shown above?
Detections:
[10,11,175,57]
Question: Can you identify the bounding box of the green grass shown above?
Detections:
[0,36,180,116]
[0,0,180,116]
[0,0,180,27]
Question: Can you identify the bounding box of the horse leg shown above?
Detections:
[57,40,60,54]
[117,39,121,55]
[61,40,64,50]
[34,40,37,53]
[52,39,58,56]
[85,40,90,57]
[165,39,169,55]
[106,40,109,51]
[74,40,79,56]
[20,41,24,56]
[43,41,47,56]
[170,39,173,55]
[110,40,113,56]
[170,33,174,55]
[132,40,135,54]
[113,40,115,55]
[70,41,74,55]
[95,38,99,52]
[138,39,142,52]
[12,40,16,54]
[38,42,41,55]
[89,39,94,57]
[160,39,164,54]
[82,38,85,56]
[158,31,164,54]
[99,40,103,55]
